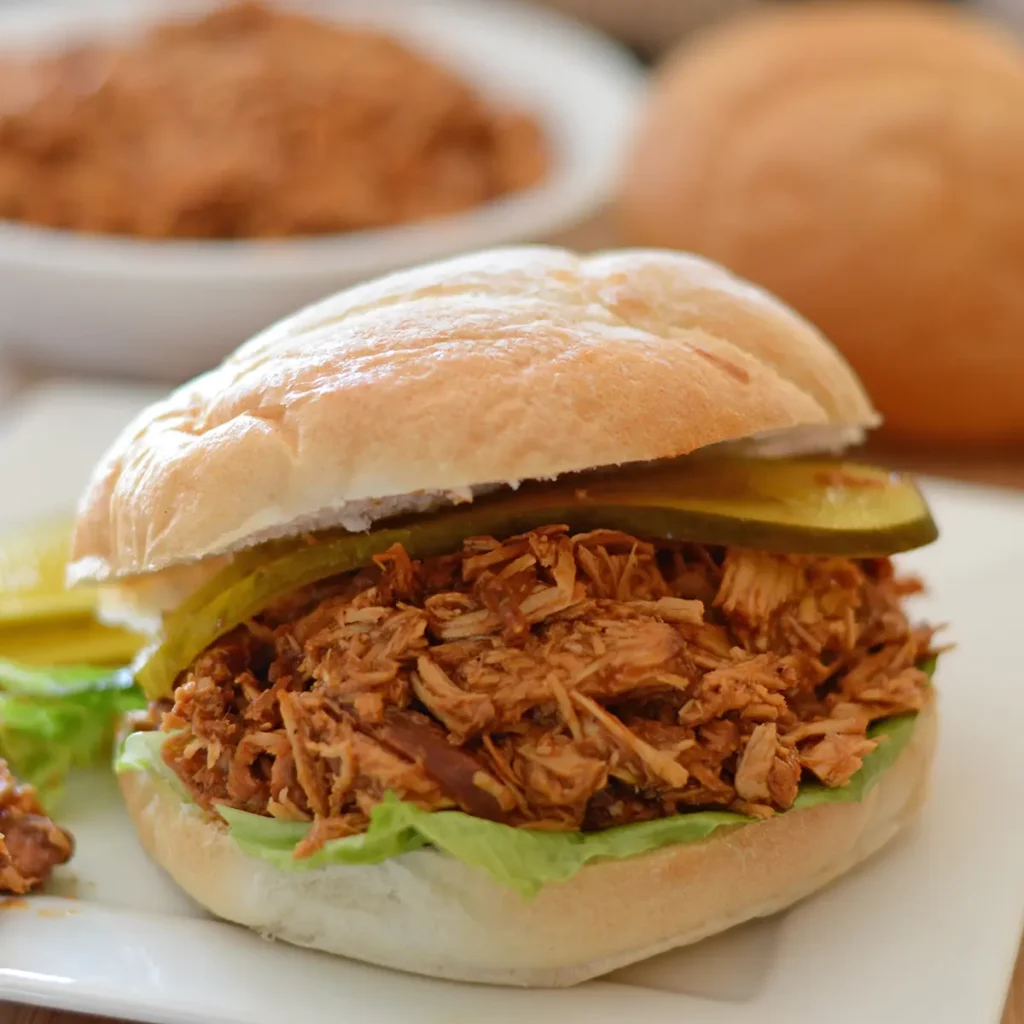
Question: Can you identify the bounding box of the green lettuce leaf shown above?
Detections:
[118,659,938,897]
[223,802,431,867]
[220,799,747,896]
[118,714,921,897]
[116,728,189,799]
[0,658,145,807]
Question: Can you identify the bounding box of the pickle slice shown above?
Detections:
[0,518,99,624]
[0,517,146,666]
[136,458,936,699]
[518,458,938,555]
[0,618,144,667]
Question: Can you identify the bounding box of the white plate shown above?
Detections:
[0,0,642,380]
[1,382,1022,1024]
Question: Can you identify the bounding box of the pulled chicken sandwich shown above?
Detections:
[69,246,941,987]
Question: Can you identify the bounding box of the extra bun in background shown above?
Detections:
[618,2,1024,446]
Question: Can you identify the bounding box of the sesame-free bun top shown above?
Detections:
[618,3,1024,444]
[70,246,877,583]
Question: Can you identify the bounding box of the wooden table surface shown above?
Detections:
[2,449,1022,1024]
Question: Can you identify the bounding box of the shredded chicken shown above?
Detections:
[160,529,936,855]
[0,759,73,894]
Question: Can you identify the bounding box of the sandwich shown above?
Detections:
[68,246,940,987]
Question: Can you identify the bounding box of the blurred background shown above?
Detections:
[0,0,1022,471]
[544,0,1024,52]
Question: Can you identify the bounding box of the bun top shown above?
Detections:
[617,3,1024,445]
[70,246,877,583]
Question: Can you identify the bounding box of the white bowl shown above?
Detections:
[0,0,643,380]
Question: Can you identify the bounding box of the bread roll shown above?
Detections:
[619,3,1024,445]
[69,245,876,583]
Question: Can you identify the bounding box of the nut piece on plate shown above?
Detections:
[618,2,1024,446]
[0,759,73,895]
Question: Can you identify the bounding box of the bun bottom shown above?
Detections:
[119,698,936,987]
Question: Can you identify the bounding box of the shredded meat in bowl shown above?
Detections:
[158,527,935,856]
[0,1,548,239]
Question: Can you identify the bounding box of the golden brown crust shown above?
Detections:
[118,696,934,987]
[618,3,1024,444]
[71,246,876,583]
